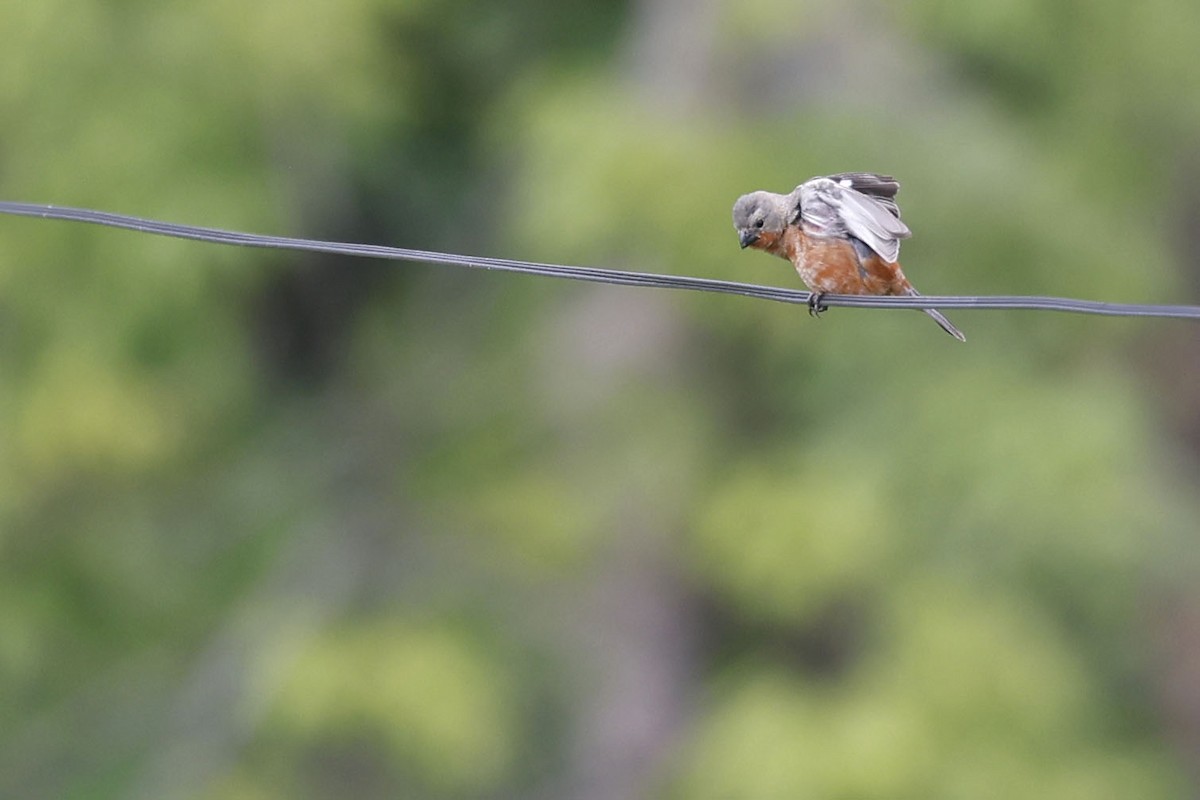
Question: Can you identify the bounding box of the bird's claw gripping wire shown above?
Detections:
[807,292,828,318]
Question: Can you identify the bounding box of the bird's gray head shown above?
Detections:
[732,191,789,249]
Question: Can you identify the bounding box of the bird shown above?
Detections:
[732,172,965,341]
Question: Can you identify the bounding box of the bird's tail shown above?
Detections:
[904,286,965,341]
[923,307,966,342]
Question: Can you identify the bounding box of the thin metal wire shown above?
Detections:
[2,200,1198,320]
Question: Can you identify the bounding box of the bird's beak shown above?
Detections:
[739,230,759,249]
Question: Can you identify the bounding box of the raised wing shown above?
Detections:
[793,175,912,263]
[825,172,902,218]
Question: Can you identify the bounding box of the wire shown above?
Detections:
[2,200,1198,320]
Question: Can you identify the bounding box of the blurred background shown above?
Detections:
[3,0,1200,797]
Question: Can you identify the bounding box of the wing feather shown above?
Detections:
[826,172,900,197]
[796,176,911,263]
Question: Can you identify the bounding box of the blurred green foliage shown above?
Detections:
[270,622,519,794]
[1,1,1199,798]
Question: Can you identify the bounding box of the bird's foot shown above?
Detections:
[807,292,828,318]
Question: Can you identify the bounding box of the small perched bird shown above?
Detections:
[732,173,964,341]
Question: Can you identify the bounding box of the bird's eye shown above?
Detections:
[754,219,764,228]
